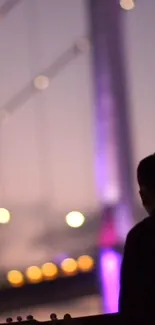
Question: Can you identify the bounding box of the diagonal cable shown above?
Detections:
[0,45,81,116]
[0,0,22,17]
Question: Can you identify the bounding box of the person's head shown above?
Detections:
[137,153,155,214]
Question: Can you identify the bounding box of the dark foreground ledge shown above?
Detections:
[2,313,152,325]
[1,314,119,325]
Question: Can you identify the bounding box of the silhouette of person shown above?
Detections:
[119,153,155,320]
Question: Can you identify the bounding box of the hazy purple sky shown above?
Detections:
[0,0,153,271]
[124,0,155,167]
[0,0,96,270]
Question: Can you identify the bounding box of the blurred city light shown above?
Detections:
[120,0,135,10]
[34,75,49,90]
[77,255,94,272]
[100,250,122,313]
[41,262,58,280]
[26,266,43,283]
[61,258,78,276]
[65,211,85,228]
[0,208,11,224]
[7,270,24,287]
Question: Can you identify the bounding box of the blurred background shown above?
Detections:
[0,0,154,321]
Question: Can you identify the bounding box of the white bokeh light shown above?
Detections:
[65,211,85,228]
[34,75,49,90]
[120,0,135,10]
[0,208,11,224]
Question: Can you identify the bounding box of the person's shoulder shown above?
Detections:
[127,216,152,241]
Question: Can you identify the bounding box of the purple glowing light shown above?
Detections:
[100,250,122,313]
[114,203,133,241]
[99,221,118,247]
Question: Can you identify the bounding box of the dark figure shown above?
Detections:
[119,153,155,320]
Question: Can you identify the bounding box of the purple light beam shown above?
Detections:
[100,249,122,313]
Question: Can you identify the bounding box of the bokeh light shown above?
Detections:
[65,211,85,228]
[7,270,24,287]
[61,258,78,276]
[120,0,135,10]
[34,75,49,90]
[100,250,122,313]
[26,266,42,283]
[0,208,11,224]
[42,263,58,280]
[77,255,94,272]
